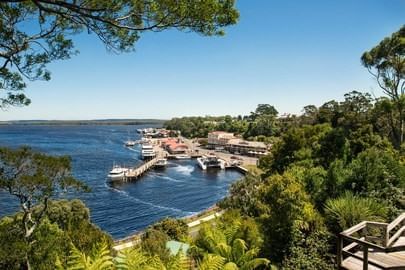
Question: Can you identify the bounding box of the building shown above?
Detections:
[226,138,267,157]
[162,138,189,154]
[207,131,235,149]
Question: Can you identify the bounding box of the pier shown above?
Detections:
[124,156,160,180]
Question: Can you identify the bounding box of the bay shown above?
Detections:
[0,125,242,239]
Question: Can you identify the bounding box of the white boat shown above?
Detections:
[154,158,168,168]
[174,154,190,159]
[141,144,156,159]
[124,140,136,147]
[107,165,129,181]
[197,154,225,170]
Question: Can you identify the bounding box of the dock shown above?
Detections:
[124,156,160,180]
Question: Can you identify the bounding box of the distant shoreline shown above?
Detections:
[0,119,166,126]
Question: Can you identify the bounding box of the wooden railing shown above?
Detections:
[337,212,405,270]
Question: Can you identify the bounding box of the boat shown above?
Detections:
[197,154,225,170]
[124,140,136,147]
[141,144,156,159]
[124,131,136,147]
[107,165,129,181]
[154,158,168,168]
[174,154,190,159]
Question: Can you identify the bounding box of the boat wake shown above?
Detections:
[173,165,194,175]
[107,186,194,215]
[154,174,185,183]
[126,147,140,154]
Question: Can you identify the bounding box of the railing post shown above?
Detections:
[337,234,343,267]
[383,226,388,247]
[363,245,368,270]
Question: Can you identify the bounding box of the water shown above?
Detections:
[0,125,242,239]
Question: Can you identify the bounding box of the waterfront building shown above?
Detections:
[207,131,235,149]
[162,138,189,154]
[226,138,267,157]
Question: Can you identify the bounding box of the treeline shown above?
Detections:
[164,104,279,140]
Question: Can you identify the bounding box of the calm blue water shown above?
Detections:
[0,125,242,239]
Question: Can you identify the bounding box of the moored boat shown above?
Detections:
[141,144,156,159]
[107,165,129,181]
[197,154,225,170]
[154,158,168,168]
[174,154,190,159]
[124,140,136,147]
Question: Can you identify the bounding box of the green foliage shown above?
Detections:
[282,228,334,270]
[141,228,171,263]
[163,104,279,139]
[219,173,266,217]
[0,199,110,270]
[0,216,69,270]
[62,242,113,270]
[151,217,188,241]
[0,0,239,108]
[192,211,269,270]
[46,199,114,255]
[361,26,405,148]
[115,246,189,270]
[324,192,388,235]
[0,146,88,269]
[258,171,322,262]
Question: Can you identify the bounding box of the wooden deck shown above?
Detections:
[124,156,160,180]
[338,213,405,270]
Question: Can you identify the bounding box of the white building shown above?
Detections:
[207,131,235,149]
[226,138,267,157]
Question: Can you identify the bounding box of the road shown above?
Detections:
[113,210,224,251]
[180,137,258,167]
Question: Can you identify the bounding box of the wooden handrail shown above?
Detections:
[340,233,386,251]
[387,212,405,232]
[342,221,368,235]
[388,226,405,247]
[338,212,405,269]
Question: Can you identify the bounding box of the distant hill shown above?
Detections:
[0,119,166,126]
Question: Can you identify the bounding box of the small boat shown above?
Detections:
[108,165,129,181]
[197,154,225,170]
[174,154,190,160]
[124,140,136,147]
[154,158,168,168]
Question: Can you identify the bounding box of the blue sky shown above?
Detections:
[2,0,404,120]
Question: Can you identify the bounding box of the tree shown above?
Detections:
[0,146,88,270]
[46,199,113,255]
[361,26,405,147]
[59,242,113,270]
[0,0,239,108]
[250,104,278,120]
[0,216,69,270]
[151,217,188,241]
[192,211,269,270]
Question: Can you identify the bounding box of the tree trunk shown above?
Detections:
[24,253,31,270]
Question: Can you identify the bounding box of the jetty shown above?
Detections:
[124,157,160,180]
[338,212,405,270]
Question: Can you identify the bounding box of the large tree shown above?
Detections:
[0,0,239,108]
[0,146,87,270]
[361,25,405,147]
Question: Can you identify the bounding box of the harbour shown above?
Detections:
[0,124,244,239]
